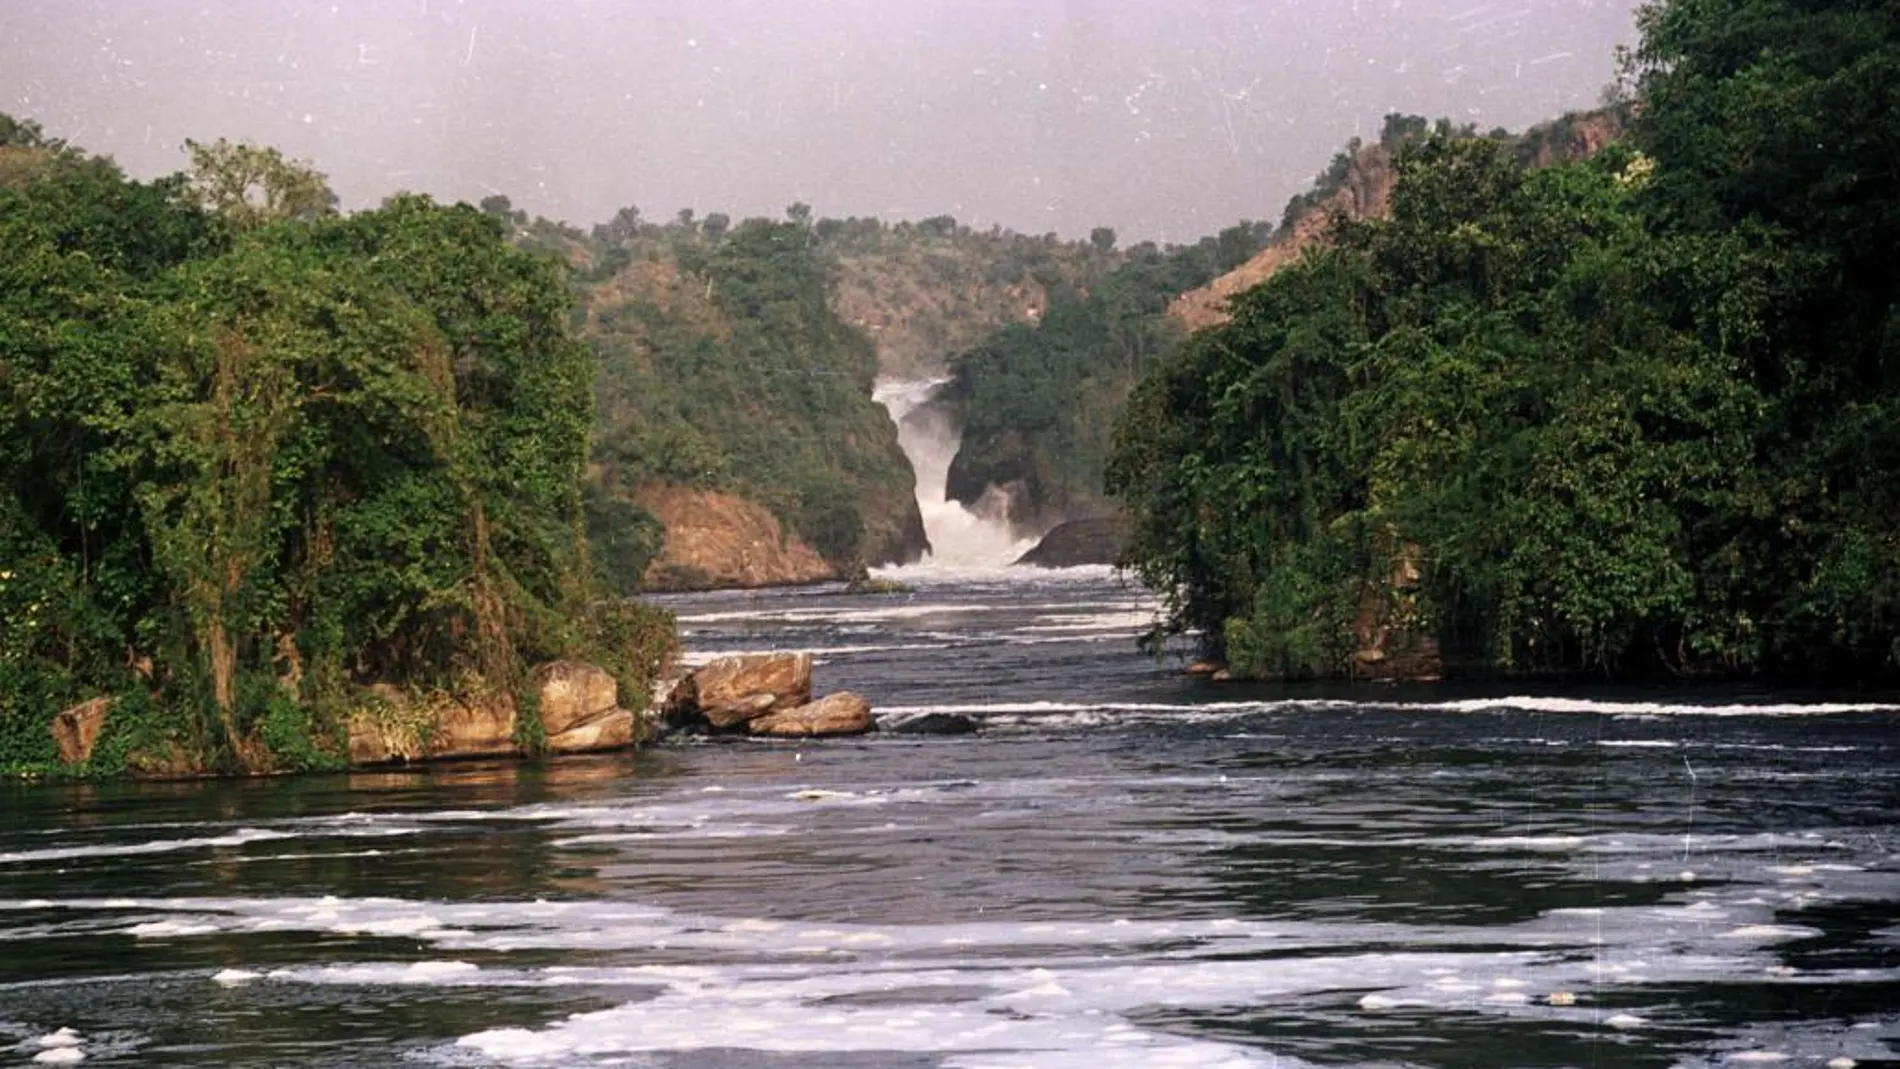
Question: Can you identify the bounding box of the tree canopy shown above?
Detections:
[1,133,668,776]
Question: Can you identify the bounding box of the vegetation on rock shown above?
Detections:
[0,130,672,777]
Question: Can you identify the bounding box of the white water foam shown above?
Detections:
[16,888,1890,1068]
[0,828,295,867]
[873,695,1900,731]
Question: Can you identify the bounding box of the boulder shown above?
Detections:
[534,660,619,736]
[883,711,980,736]
[547,707,636,753]
[50,697,112,764]
[1014,516,1128,568]
[665,652,813,733]
[749,692,875,738]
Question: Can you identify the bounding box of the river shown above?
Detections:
[4,564,1898,1067]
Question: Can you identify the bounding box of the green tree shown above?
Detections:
[184,138,338,229]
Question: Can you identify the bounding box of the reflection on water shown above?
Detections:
[3,570,1897,1067]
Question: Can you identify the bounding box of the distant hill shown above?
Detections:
[815,216,1117,380]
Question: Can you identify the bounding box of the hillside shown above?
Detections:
[940,239,1255,535]
[931,112,1628,545]
[561,211,927,591]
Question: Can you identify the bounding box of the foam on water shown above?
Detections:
[876,695,1900,731]
[9,869,1895,1067]
[0,828,296,866]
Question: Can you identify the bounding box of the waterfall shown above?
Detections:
[874,378,1035,571]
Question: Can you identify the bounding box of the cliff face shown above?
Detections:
[1519,109,1626,169]
[830,256,1051,380]
[636,485,839,591]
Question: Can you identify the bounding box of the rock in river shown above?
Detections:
[1014,516,1128,568]
[663,652,814,733]
[749,692,875,738]
[883,711,981,736]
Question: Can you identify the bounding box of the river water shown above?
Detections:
[4,566,1899,1068]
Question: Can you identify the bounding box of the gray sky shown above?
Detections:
[0,0,1640,242]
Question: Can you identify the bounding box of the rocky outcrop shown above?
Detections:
[1351,542,1443,682]
[1519,109,1626,169]
[1015,516,1129,568]
[636,486,839,591]
[534,660,638,754]
[662,653,873,738]
[1171,111,1625,335]
[547,709,636,753]
[663,652,814,732]
[431,696,519,759]
[346,686,517,765]
[749,691,874,738]
[50,697,112,764]
[346,659,643,766]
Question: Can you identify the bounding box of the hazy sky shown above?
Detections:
[1,0,1641,242]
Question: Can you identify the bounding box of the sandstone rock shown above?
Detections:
[1169,145,1395,333]
[346,687,515,765]
[547,707,636,753]
[50,697,111,764]
[1170,113,1622,336]
[749,691,874,738]
[665,652,813,732]
[1184,660,1223,677]
[124,741,204,779]
[347,685,426,765]
[427,695,517,759]
[534,660,619,736]
[636,485,838,591]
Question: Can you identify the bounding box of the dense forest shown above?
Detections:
[0,123,670,776]
[1108,0,1900,682]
